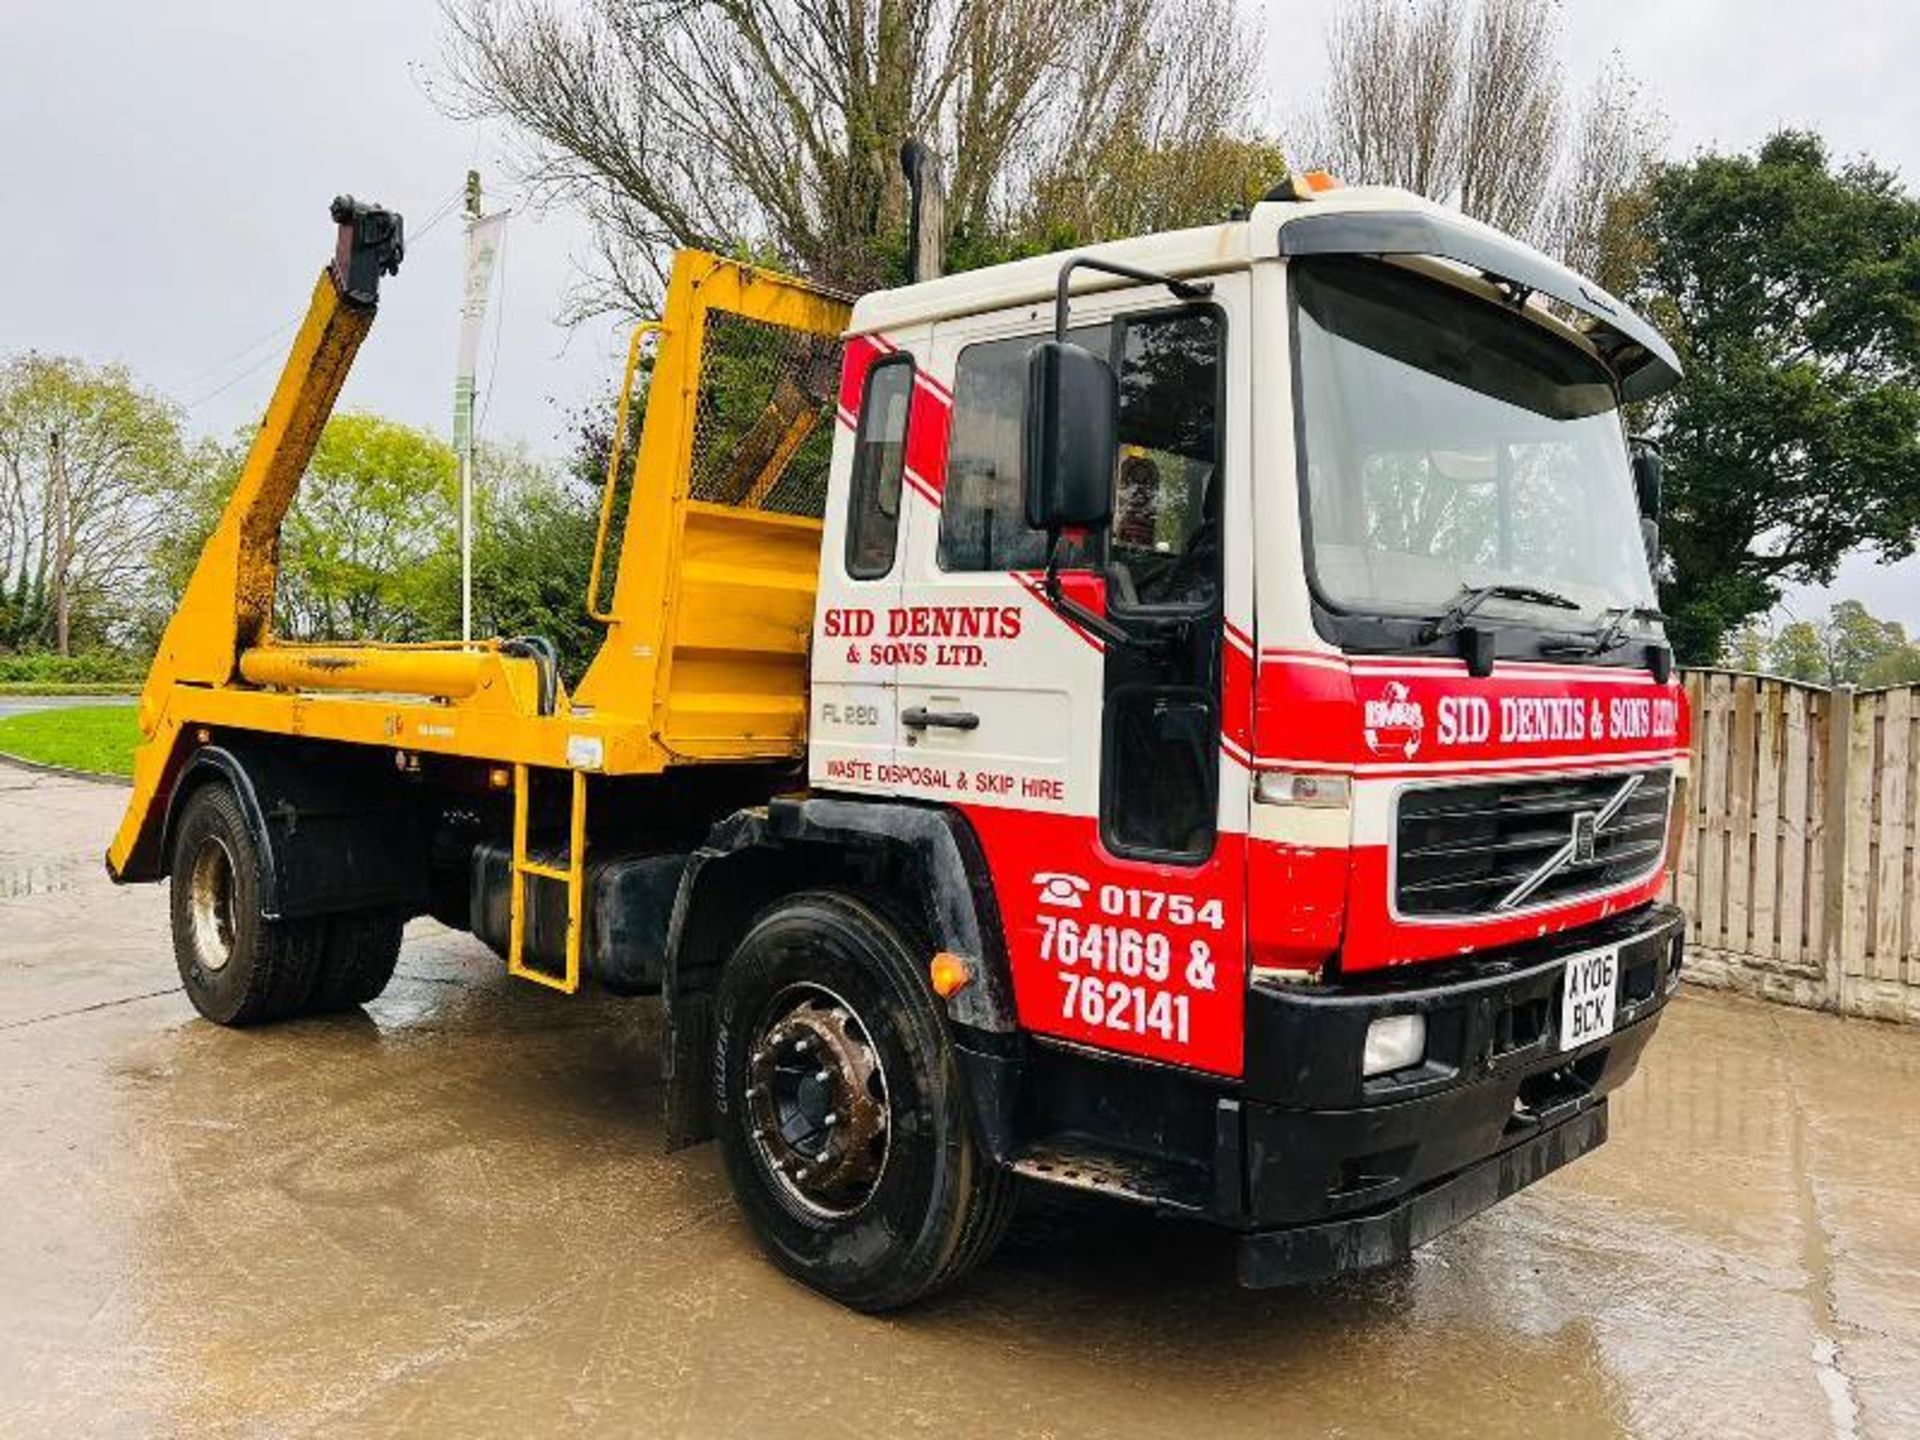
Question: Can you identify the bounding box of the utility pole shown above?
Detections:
[48,429,71,657]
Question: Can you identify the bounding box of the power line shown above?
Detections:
[409,188,468,247]
[172,314,303,392]
[176,183,470,414]
[182,342,292,412]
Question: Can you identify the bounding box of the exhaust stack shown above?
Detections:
[900,140,946,284]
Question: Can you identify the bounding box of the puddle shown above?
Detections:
[0,862,78,899]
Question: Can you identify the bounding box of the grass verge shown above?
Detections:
[0,683,140,697]
[0,705,140,777]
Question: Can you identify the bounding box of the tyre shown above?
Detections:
[168,782,326,1026]
[311,909,404,1011]
[713,890,1016,1311]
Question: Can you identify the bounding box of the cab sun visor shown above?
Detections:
[1278,210,1683,402]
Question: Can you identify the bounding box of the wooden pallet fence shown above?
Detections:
[1671,672,1920,1022]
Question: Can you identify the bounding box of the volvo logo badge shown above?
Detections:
[1571,810,1599,864]
[1494,773,1648,912]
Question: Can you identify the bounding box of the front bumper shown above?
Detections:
[960,902,1684,1283]
[1237,1101,1608,1286]
[1227,901,1684,1283]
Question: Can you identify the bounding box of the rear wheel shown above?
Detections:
[169,783,326,1025]
[311,909,404,1011]
[713,891,1015,1311]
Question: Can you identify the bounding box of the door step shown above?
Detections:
[1010,1139,1211,1213]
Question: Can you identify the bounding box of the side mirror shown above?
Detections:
[1024,340,1117,534]
[1631,442,1664,519]
[1640,516,1661,569]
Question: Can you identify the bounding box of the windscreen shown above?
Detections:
[1293,256,1656,623]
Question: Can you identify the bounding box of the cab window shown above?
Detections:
[844,356,912,579]
[1109,310,1222,611]
[938,324,1102,572]
[937,312,1221,606]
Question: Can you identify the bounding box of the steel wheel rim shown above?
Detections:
[187,835,238,973]
[746,982,891,1218]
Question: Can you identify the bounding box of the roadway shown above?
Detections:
[0,694,133,718]
[2,767,1915,1437]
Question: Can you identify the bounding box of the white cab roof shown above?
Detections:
[846,184,1537,336]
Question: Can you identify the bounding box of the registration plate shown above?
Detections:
[1559,946,1620,1052]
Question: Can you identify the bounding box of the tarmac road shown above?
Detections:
[3,766,1918,1438]
[0,694,134,718]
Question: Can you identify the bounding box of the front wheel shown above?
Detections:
[713,891,1014,1311]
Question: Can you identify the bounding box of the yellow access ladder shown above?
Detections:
[508,764,587,993]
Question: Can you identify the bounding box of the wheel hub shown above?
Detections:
[746,989,890,1216]
[187,835,237,973]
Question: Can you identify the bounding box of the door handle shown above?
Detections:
[902,706,979,731]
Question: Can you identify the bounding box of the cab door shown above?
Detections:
[808,336,917,787]
[890,273,1252,1077]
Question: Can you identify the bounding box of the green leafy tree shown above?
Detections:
[1624,132,1920,663]
[420,435,605,682]
[1720,619,1770,672]
[270,414,460,640]
[0,353,191,653]
[157,413,605,672]
[1752,600,1920,687]
[1825,599,1907,686]
[1768,619,1830,685]
[157,413,463,643]
[1861,645,1920,688]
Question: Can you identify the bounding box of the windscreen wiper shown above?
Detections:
[1419,583,1582,643]
[1542,603,1667,657]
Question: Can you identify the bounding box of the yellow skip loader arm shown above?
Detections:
[108,197,409,878]
[108,199,851,940]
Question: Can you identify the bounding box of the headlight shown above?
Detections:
[1363,1013,1427,1078]
[1254,770,1351,808]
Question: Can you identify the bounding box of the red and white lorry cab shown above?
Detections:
[802,180,1688,1294]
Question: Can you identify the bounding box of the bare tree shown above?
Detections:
[437,0,1270,311]
[1455,0,1561,237]
[1017,0,1286,245]
[1297,0,1659,268]
[1541,57,1664,289]
[1313,0,1466,200]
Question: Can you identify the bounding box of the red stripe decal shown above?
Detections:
[902,467,941,507]
[837,334,893,420]
[904,378,950,499]
[1251,654,1690,773]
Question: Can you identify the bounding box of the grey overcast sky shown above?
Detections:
[3,0,1917,628]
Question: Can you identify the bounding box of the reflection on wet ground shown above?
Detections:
[3,771,1917,1437]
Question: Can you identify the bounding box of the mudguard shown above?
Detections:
[660,795,1020,1151]
[710,796,1014,1029]
[159,740,425,921]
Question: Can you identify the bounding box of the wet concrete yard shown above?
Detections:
[4,767,1919,1437]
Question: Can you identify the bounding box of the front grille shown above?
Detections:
[1395,767,1672,918]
